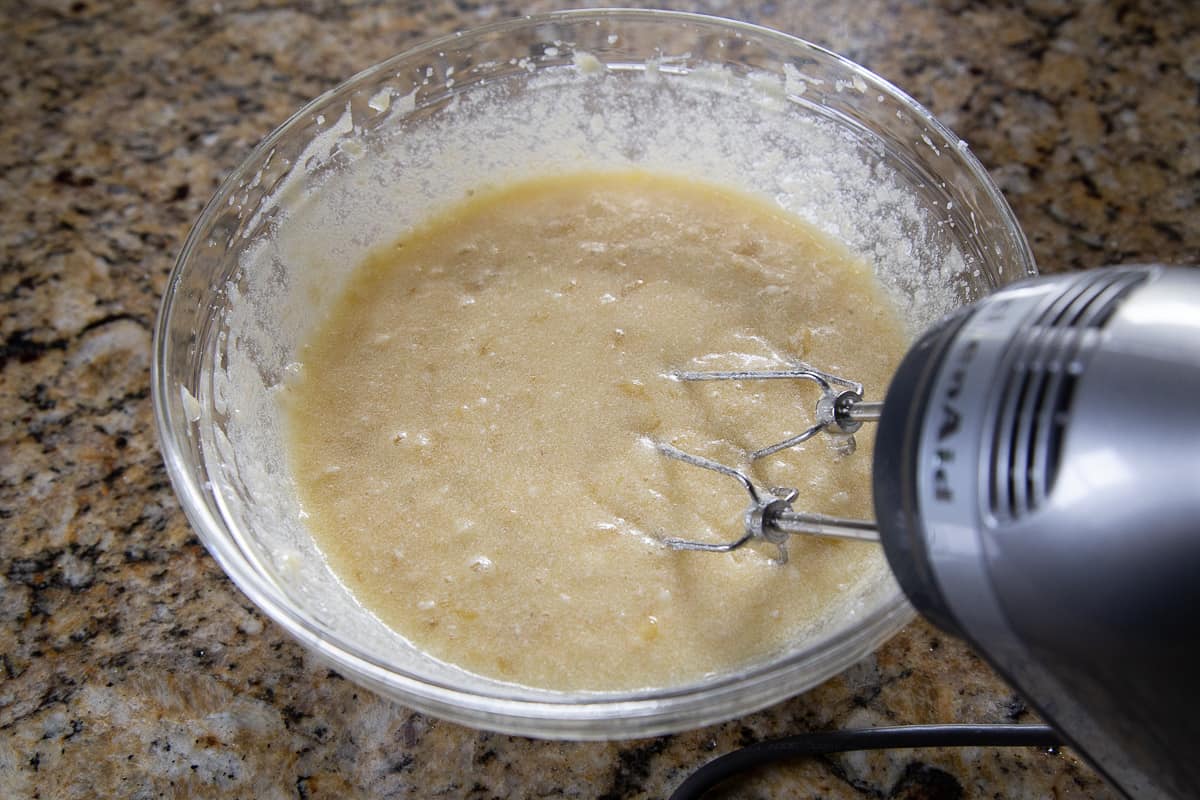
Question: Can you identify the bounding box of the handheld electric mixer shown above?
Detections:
[660,265,1200,800]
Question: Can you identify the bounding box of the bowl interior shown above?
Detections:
[154,10,1034,738]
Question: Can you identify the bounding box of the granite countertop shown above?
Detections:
[2,1,1196,797]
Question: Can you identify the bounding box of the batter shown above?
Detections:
[283,172,909,691]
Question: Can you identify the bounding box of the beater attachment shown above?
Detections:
[670,364,882,459]
[658,361,880,562]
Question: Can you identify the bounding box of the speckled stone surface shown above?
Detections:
[2,1,1196,797]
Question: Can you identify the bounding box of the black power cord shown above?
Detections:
[668,723,1061,800]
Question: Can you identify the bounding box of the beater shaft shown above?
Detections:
[841,400,882,423]
[770,510,879,542]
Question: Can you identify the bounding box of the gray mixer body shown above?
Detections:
[873,266,1200,799]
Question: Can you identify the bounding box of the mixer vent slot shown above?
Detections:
[989,269,1148,522]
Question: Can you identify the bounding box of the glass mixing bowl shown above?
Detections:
[153,9,1035,739]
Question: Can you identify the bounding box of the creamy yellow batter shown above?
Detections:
[283,172,909,691]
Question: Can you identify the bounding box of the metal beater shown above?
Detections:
[657,362,881,563]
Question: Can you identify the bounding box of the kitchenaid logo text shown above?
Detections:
[932,337,980,502]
